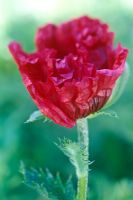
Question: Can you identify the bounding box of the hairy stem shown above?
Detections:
[76,118,89,200]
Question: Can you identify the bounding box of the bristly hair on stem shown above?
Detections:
[76,118,89,200]
[56,137,88,178]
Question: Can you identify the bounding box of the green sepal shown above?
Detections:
[87,110,118,119]
[25,110,51,123]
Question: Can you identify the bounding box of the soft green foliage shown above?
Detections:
[20,162,75,200]
[20,162,133,200]
[89,174,133,200]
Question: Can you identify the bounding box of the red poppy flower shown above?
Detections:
[9,16,128,128]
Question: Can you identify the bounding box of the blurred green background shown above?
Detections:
[0,0,133,199]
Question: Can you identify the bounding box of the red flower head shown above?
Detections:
[9,16,128,128]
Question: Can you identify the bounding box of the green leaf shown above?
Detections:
[25,110,50,123]
[52,173,65,200]
[20,162,75,200]
[20,162,58,200]
[65,177,76,200]
[56,138,88,178]
[44,170,75,200]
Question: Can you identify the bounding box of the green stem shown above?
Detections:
[76,118,89,200]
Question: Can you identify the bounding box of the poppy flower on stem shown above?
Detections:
[9,16,128,200]
[8,16,128,128]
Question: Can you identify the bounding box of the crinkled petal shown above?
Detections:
[8,42,58,82]
[8,42,75,128]
[97,44,128,90]
[35,24,57,51]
